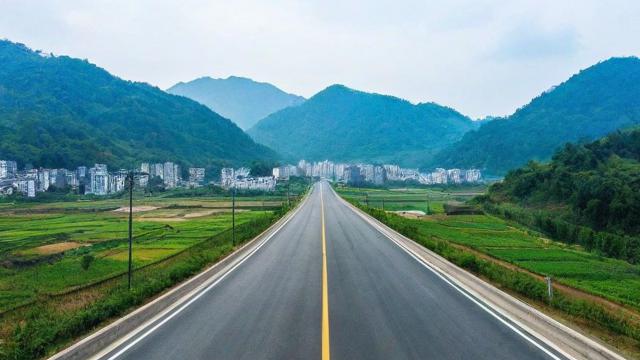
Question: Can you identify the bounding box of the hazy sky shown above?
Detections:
[1,0,639,118]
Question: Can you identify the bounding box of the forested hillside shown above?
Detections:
[0,40,276,171]
[248,84,477,166]
[483,129,640,262]
[433,57,640,175]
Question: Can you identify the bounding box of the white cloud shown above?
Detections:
[0,0,639,118]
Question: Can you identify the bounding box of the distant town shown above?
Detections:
[273,160,482,186]
[0,159,482,198]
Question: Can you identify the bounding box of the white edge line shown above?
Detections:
[88,191,312,360]
[331,187,575,360]
[343,191,625,360]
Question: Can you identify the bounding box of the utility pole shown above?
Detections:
[382,198,385,211]
[232,184,236,247]
[426,193,431,215]
[127,171,133,290]
[545,276,553,300]
[287,181,291,207]
[365,193,369,207]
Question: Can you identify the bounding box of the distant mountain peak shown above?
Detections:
[248,85,474,166]
[167,76,305,129]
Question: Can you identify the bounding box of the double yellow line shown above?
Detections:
[320,183,330,360]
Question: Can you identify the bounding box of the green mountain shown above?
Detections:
[248,85,476,166]
[483,128,640,263]
[0,40,276,172]
[167,76,305,130]
[432,57,640,175]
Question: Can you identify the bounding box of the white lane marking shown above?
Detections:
[96,190,313,360]
[329,187,571,360]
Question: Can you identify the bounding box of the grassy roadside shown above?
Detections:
[0,195,303,360]
[335,186,640,358]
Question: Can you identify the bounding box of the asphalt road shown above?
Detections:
[98,182,564,360]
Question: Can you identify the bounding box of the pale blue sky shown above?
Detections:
[1,0,639,118]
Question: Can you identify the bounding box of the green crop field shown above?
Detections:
[0,193,287,313]
[336,185,640,311]
[335,185,484,215]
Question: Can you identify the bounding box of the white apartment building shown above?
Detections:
[0,160,17,179]
[188,168,205,186]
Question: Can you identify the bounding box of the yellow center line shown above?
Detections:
[320,183,330,360]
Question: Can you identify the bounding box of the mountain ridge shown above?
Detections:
[0,40,277,172]
[431,56,640,175]
[248,84,477,166]
[167,75,305,129]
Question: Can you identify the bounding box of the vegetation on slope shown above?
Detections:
[248,84,477,166]
[432,57,640,175]
[0,40,276,172]
[482,128,640,263]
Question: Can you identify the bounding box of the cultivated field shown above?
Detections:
[336,186,640,311]
[0,194,287,313]
[334,185,485,214]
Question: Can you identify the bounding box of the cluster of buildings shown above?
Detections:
[220,167,276,191]
[139,162,205,189]
[0,156,482,198]
[0,159,207,198]
[273,160,482,186]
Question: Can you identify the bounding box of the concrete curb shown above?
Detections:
[334,187,626,360]
[48,193,310,360]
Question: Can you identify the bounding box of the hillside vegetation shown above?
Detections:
[0,40,276,171]
[433,57,640,175]
[483,129,640,262]
[248,84,477,166]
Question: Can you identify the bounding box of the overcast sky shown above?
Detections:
[1,0,639,118]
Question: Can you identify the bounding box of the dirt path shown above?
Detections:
[112,206,159,213]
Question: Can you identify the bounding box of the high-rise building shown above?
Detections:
[163,162,176,188]
[153,163,164,180]
[65,170,78,188]
[221,168,235,188]
[37,169,50,192]
[345,165,364,186]
[110,170,128,193]
[188,168,205,186]
[140,162,150,175]
[15,179,36,198]
[136,174,149,188]
[88,164,109,195]
[0,160,17,179]
[373,166,386,185]
[174,163,181,185]
[447,169,462,184]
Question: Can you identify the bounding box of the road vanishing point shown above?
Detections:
[56,182,620,360]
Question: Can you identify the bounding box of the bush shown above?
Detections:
[80,255,94,271]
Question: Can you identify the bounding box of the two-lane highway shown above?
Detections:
[93,182,565,360]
